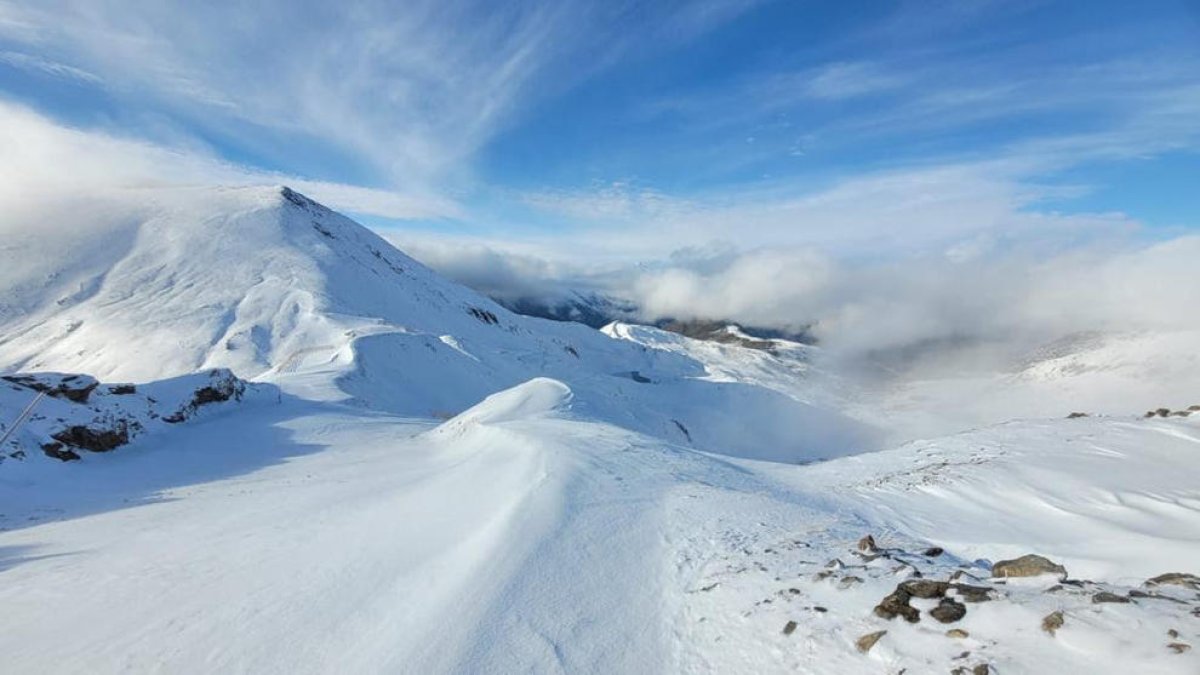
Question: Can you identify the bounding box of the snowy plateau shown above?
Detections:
[1,186,1198,674]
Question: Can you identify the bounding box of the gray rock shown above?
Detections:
[782,620,797,636]
[992,554,1067,579]
[1092,591,1131,604]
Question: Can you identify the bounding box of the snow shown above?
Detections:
[1,186,1197,673]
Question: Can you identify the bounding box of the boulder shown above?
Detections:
[874,588,920,623]
[930,597,967,623]
[1144,572,1200,590]
[1092,591,1131,604]
[899,579,951,599]
[991,554,1067,579]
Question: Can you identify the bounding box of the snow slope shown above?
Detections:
[1,186,1197,673]
[0,186,872,464]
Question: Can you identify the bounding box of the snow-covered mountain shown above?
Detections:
[1,186,1197,674]
[0,185,870,463]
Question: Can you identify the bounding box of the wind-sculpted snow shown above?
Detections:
[2,186,1198,673]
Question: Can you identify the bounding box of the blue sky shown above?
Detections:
[1,0,1198,263]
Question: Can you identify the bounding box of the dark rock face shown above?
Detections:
[164,369,246,424]
[857,534,877,552]
[922,546,945,557]
[51,423,130,453]
[782,620,798,636]
[992,554,1067,579]
[930,597,967,623]
[40,442,80,461]
[1092,591,1131,604]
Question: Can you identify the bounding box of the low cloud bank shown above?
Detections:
[399,234,1200,361]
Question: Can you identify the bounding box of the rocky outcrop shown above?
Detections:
[2,373,99,403]
[992,554,1067,579]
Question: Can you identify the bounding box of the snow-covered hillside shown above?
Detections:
[0,185,870,463]
[1,187,1197,673]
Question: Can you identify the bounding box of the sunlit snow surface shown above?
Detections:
[1,187,1197,673]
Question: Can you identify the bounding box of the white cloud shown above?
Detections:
[0,50,101,83]
[0,99,460,220]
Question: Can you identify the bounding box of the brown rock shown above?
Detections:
[951,584,994,603]
[1092,591,1131,604]
[992,554,1067,579]
[874,588,920,623]
[930,597,967,624]
[945,628,970,639]
[857,535,877,552]
[900,579,951,599]
[855,630,886,654]
[1042,610,1064,636]
[1145,572,1200,590]
[1167,642,1191,654]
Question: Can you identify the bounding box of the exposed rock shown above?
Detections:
[1167,643,1191,654]
[1168,629,1179,639]
[838,575,864,589]
[108,384,136,395]
[857,535,877,552]
[1092,591,1131,604]
[922,546,944,557]
[1041,610,1064,636]
[992,554,1067,579]
[951,584,994,603]
[1144,572,1200,590]
[855,630,886,654]
[930,597,967,623]
[782,620,797,636]
[874,588,920,623]
[945,628,970,639]
[900,579,951,599]
[1066,412,1089,418]
[2,373,99,403]
[51,423,130,453]
[40,442,80,462]
[163,369,246,423]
